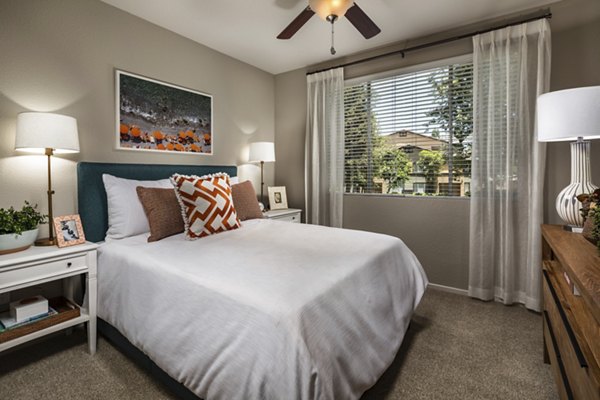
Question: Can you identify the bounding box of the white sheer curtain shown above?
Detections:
[305,68,344,227]
[469,19,551,311]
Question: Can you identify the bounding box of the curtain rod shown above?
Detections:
[306,11,552,76]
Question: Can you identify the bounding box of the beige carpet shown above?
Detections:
[0,289,557,399]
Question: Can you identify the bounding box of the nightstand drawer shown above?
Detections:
[276,214,300,223]
[264,209,302,223]
[0,255,88,291]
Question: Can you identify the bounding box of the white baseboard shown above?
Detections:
[427,283,468,296]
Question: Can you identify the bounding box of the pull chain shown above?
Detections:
[330,20,336,55]
[326,15,338,55]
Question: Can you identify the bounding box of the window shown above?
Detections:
[344,56,473,197]
[413,182,426,194]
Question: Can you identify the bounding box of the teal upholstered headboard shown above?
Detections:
[77,162,237,242]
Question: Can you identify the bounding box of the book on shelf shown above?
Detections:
[0,307,58,332]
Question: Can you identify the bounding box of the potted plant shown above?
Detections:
[0,202,47,255]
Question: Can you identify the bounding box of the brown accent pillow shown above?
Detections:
[136,187,184,242]
[231,180,263,221]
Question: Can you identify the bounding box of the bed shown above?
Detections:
[77,162,428,400]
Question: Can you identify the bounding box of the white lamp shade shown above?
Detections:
[537,86,600,142]
[309,0,354,20]
[15,112,80,153]
[248,142,276,163]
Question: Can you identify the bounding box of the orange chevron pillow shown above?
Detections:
[170,173,241,239]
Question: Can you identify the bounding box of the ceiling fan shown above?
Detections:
[277,0,381,55]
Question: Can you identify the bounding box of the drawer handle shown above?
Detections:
[543,270,588,368]
[67,262,72,268]
[544,311,574,400]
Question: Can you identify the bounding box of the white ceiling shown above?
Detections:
[100,0,560,75]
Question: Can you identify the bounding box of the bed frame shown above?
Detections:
[77,162,237,399]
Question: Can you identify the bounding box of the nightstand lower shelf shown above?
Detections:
[0,310,89,352]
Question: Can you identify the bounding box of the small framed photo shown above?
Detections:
[268,186,288,210]
[53,215,86,248]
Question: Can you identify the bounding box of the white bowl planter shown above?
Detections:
[0,228,39,255]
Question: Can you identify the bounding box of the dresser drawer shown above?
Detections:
[0,255,88,292]
[544,315,573,400]
[543,271,600,400]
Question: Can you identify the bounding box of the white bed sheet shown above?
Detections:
[97,219,428,400]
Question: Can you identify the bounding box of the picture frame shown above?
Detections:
[268,186,288,210]
[53,215,86,248]
[115,69,213,155]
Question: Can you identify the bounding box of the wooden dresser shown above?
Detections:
[542,224,600,399]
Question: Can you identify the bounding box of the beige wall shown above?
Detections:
[546,15,600,224]
[274,0,600,290]
[0,0,275,239]
[274,70,307,212]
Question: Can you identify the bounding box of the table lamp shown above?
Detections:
[537,86,600,230]
[248,142,276,209]
[15,112,80,245]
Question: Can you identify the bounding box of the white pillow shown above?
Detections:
[230,176,239,185]
[102,174,173,240]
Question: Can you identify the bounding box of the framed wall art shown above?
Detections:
[116,70,213,155]
[53,214,86,248]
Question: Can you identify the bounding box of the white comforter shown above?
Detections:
[97,219,427,400]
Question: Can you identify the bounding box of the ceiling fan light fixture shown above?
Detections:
[308,0,353,20]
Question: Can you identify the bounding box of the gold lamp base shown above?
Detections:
[34,148,57,248]
[35,237,56,246]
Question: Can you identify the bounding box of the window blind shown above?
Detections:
[344,59,474,197]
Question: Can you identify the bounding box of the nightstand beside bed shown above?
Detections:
[0,242,98,355]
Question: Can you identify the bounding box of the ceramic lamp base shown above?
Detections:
[556,182,599,228]
[556,140,598,228]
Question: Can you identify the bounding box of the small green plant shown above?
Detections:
[0,202,47,235]
[592,211,600,253]
[578,189,600,219]
[578,189,600,253]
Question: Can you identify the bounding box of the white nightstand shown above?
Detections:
[0,242,98,354]
[264,208,302,223]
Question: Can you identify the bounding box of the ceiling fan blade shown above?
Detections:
[345,3,381,39]
[277,7,315,39]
